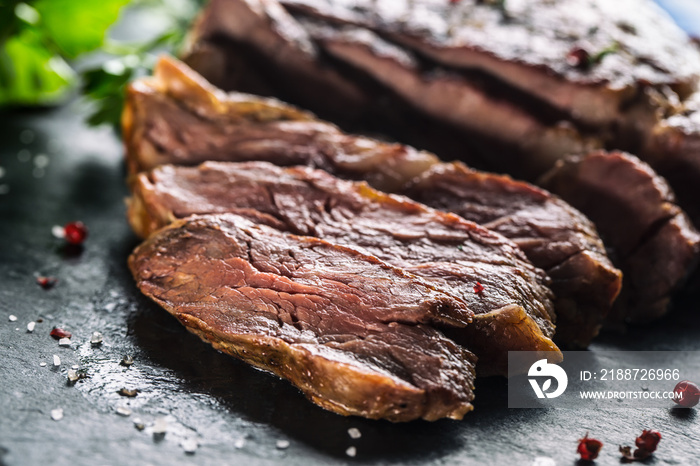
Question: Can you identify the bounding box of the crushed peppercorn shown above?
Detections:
[63,221,88,245]
[50,327,72,339]
[36,276,57,289]
[673,380,700,408]
[577,433,603,461]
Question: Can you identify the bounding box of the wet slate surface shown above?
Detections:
[2,1,700,458]
[1,95,699,466]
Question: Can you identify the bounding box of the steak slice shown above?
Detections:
[129,213,477,421]
[404,162,621,347]
[122,55,438,191]
[540,151,700,324]
[185,0,700,219]
[642,92,700,227]
[296,19,601,178]
[124,57,621,348]
[279,0,700,127]
[128,161,559,375]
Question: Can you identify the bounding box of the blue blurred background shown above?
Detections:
[656,0,700,37]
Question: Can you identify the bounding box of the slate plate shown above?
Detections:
[1,5,699,466]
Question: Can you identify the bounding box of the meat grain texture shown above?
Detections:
[128,161,559,375]
[129,214,478,421]
[124,56,622,347]
[184,0,700,228]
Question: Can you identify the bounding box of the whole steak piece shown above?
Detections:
[129,213,478,421]
[128,161,559,375]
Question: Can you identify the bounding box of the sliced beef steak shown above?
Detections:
[279,0,700,126]
[129,161,559,375]
[404,162,621,347]
[123,55,437,191]
[541,151,700,324]
[184,0,700,219]
[642,93,700,227]
[129,213,477,421]
[124,57,622,347]
[298,20,600,178]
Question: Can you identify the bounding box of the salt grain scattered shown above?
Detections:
[532,457,556,466]
[67,370,79,383]
[181,438,198,454]
[348,427,361,439]
[52,225,65,239]
[346,446,357,458]
[17,149,31,162]
[120,355,134,367]
[33,154,49,168]
[71,365,79,370]
[116,406,132,417]
[234,438,245,449]
[58,337,71,347]
[20,129,34,144]
[152,417,168,435]
[51,408,63,421]
[27,321,35,332]
[8,315,17,322]
[53,354,60,367]
[39,362,47,367]
[90,331,103,346]
[276,440,290,450]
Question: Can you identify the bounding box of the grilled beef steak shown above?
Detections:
[122,55,438,192]
[124,56,621,347]
[404,162,621,347]
[541,151,700,324]
[129,213,478,421]
[129,161,560,375]
[184,0,700,219]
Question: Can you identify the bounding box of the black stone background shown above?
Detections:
[1,5,699,466]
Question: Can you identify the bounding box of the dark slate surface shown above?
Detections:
[1,3,700,462]
[1,93,699,466]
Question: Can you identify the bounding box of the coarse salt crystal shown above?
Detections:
[39,362,47,367]
[276,440,290,450]
[51,408,63,421]
[51,225,65,239]
[116,406,132,417]
[58,337,71,347]
[90,331,103,345]
[181,438,198,454]
[532,457,556,466]
[348,427,361,439]
[234,438,245,449]
[152,417,168,435]
[27,321,35,332]
[346,446,357,457]
[8,315,17,322]
[67,370,79,383]
[71,365,79,370]
[53,354,60,366]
